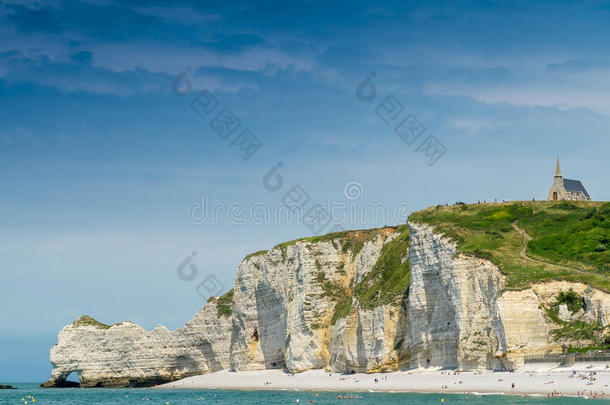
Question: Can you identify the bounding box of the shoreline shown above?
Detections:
[156,366,610,399]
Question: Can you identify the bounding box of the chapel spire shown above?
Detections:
[555,157,562,178]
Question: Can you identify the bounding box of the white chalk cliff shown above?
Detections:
[42,301,232,387]
[43,222,610,387]
[229,228,404,373]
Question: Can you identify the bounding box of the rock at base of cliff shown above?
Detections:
[40,376,186,388]
[40,379,80,388]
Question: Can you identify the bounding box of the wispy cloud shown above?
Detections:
[547,58,610,73]
[129,5,222,26]
[424,68,610,116]
[0,49,170,95]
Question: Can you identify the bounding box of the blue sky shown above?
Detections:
[1,0,609,382]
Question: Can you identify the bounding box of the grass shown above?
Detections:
[320,226,410,323]
[269,225,412,324]
[541,287,604,346]
[527,203,610,272]
[317,269,356,325]
[73,315,112,329]
[409,201,610,291]
[272,228,390,261]
[207,289,233,318]
[273,231,349,261]
[544,290,583,324]
[327,225,410,323]
[353,225,410,309]
[316,264,350,326]
[567,344,610,354]
[330,295,353,325]
[316,271,344,300]
[243,250,268,261]
[551,320,602,342]
[556,289,584,313]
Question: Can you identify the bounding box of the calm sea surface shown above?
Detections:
[0,383,603,404]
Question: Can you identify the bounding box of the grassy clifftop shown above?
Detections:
[227,200,607,326]
[409,201,610,291]
[73,315,112,329]
[272,227,394,259]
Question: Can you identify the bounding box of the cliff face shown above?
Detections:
[42,301,231,387]
[497,281,610,367]
[229,229,404,373]
[43,217,610,387]
[405,222,507,371]
[407,223,610,370]
[328,301,407,373]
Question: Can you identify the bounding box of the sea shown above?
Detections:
[0,383,602,404]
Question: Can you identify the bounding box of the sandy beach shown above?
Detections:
[156,364,610,399]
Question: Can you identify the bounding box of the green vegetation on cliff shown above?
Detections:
[73,315,112,329]
[239,226,411,325]
[207,289,233,318]
[409,201,610,291]
[527,203,610,272]
[330,295,353,325]
[354,224,410,309]
[318,270,353,325]
[273,228,386,261]
[243,250,268,261]
[542,288,608,347]
[329,225,410,323]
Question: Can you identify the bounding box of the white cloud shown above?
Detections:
[450,118,493,132]
[0,0,59,10]
[129,5,222,25]
[423,58,610,116]
[88,42,316,76]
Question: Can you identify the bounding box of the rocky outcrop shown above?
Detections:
[44,221,610,386]
[41,301,231,387]
[531,282,610,326]
[496,289,553,359]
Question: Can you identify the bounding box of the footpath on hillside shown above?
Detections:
[511,221,588,274]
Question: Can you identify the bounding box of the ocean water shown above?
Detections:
[0,384,599,404]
